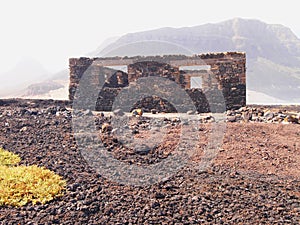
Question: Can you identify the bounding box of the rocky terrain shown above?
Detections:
[0,99,300,224]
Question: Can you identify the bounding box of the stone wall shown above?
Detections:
[69,52,246,113]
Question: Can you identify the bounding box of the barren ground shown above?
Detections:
[0,99,299,224]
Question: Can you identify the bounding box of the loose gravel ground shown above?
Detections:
[0,99,300,224]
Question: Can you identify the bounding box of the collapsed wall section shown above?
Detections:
[69,52,246,113]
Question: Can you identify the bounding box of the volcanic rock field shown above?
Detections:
[0,99,300,224]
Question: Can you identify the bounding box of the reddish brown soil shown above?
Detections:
[215,123,300,179]
[190,123,300,179]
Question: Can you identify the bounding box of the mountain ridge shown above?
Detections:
[97,18,300,103]
[99,18,300,67]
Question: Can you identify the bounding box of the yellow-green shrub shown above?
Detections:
[0,148,21,166]
[0,148,66,207]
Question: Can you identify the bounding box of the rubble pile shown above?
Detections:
[225,106,300,124]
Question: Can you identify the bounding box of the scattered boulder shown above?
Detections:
[227,115,236,122]
[242,111,252,122]
[132,108,143,117]
[134,144,151,155]
[187,110,195,115]
[101,123,112,133]
[113,109,124,116]
[264,111,274,120]
[284,115,299,124]
[151,109,157,114]
[83,109,93,116]
[19,127,28,132]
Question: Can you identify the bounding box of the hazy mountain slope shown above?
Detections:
[247,57,300,101]
[99,18,300,66]
[98,18,300,103]
[20,79,69,100]
[0,58,50,96]
[88,36,120,56]
[6,70,69,100]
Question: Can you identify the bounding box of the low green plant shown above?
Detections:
[0,148,66,207]
[0,148,21,166]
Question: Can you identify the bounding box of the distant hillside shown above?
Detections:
[0,58,50,96]
[99,18,300,66]
[98,18,300,103]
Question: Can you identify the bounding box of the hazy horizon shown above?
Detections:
[1,0,300,74]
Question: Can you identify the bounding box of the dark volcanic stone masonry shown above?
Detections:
[69,52,246,113]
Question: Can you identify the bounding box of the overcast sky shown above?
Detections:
[1,0,300,74]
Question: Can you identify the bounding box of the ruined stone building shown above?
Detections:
[69,52,246,113]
